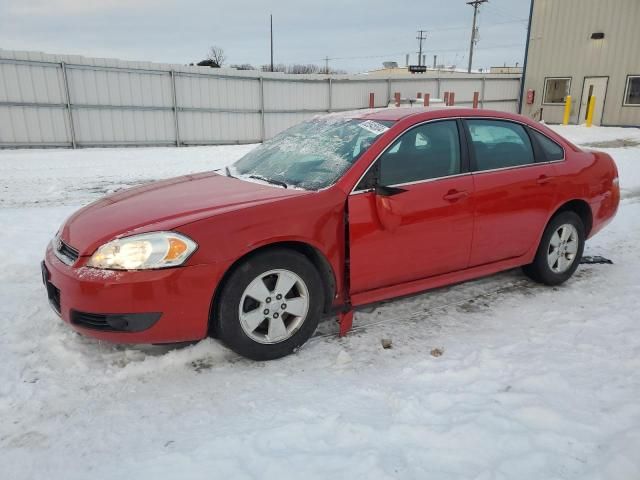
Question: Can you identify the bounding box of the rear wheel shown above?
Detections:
[215,249,324,360]
[523,211,585,285]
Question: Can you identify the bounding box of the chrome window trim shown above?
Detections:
[351,172,472,195]
[470,158,564,176]
[349,116,566,195]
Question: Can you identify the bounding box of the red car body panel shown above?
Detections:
[43,108,620,344]
[62,171,308,255]
[348,175,475,293]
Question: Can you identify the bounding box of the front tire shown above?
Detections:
[215,249,324,360]
[523,211,585,286]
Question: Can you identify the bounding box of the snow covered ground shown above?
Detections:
[1,124,639,479]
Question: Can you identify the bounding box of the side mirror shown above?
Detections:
[375,185,407,197]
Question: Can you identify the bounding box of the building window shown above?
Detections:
[624,76,640,106]
[543,77,571,104]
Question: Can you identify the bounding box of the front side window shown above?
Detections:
[543,77,571,104]
[466,119,534,171]
[624,76,640,106]
[231,117,394,190]
[377,120,461,186]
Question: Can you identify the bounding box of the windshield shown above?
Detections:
[230,117,394,190]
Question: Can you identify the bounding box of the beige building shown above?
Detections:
[520,0,640,126]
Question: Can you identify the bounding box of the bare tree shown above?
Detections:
[206,46,226,68]
[261,63,287,73]
[260,63,346,75]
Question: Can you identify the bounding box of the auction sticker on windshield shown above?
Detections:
[359,120,390,135]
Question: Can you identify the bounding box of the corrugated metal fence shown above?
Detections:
[0,50,521,148]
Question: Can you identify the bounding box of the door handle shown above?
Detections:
[442,189,469,202]
[537,174,552,185]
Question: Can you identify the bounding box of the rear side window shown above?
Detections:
[529,129,564,161]
[466,119,534,172]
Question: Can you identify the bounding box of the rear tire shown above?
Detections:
[523,211,585,286]
[215,249,324,361]
[522,211,586,285]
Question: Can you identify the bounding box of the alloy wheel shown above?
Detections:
[547,223,579,273]
[238,269,310,344]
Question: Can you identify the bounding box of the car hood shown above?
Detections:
[61,172,308,255]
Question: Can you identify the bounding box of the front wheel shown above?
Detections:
[215,249,324,360]
[523,211,585,286]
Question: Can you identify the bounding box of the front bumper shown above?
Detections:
[43,244,223,344]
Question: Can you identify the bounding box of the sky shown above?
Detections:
[0,0,531,73]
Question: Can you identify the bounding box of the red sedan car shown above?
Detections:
[43,108,619,360]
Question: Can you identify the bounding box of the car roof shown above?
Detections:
[348,107,528,123]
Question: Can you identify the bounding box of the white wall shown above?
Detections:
[0,49,522,148]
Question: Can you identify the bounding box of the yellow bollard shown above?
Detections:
[586,95,596,127]
[562,95,572,125]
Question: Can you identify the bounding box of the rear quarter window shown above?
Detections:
[529,129,564,161]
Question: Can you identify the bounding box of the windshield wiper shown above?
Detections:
[225,166,235,178]
[248,175,288,189]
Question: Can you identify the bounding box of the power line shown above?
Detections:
[322,43,525,63]
[467,0,489,72]
[418,18,528,33]
[320,19,527,62]
[483,3,527,23]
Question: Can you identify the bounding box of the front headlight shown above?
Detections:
[86,232,197,270]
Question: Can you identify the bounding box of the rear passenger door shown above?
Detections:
[464,119,560,267]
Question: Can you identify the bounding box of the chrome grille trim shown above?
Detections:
[53,238,79,266]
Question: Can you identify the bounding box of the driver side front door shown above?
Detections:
[347,119,474,295]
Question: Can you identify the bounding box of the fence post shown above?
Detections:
[473,91,480,109]
[259,76,266,141]
[60,62,76,149]
[369,92,375,108]
[170,70,181,147]
[424,93,430,107]
[328,77,333,113]
[394,92,401,107]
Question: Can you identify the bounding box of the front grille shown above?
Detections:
[54,239,79,266]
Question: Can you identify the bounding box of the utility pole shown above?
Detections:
[466,0,487,73]
[416,30,427,66]
[324,56,329,74]
[270,14,274,72]
[433,54,437,70]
